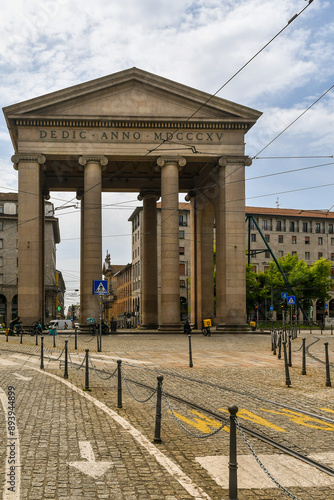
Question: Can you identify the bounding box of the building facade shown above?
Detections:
[0,193,62,326]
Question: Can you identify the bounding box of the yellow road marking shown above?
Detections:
[261,408,334,431]
[218,408,286,433]
[169,409,229,433]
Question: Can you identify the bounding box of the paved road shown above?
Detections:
[0,331,334,499]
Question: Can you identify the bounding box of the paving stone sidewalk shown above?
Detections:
[0,331,334,499]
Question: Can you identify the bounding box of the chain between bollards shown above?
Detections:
[154,375,164,443]
[282,341,291,387]
[117,360,122,408]
[84,349,91,391]
[40,336,44,370]
[188,334,193,368]
[228,405,238,500]
[325,342,332,387]
[64,340,68,379]
[302,338,306,375]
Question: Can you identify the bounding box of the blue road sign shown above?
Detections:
[270,305,273,311]
[93,280,108,295]
[281,292,288,299]
[287,296,295,305]
[325,304,328,310]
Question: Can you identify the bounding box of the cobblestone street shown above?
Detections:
[0,330,334,499]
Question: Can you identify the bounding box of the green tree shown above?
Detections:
[246,254,333,318]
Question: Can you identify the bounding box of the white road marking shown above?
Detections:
[92,354,152,365]
[13,373,32,381]
[196,454,334,489]
[0,388,21,499]
[31,367,211,499]
[0,359,19,367]
[69,441,113,479]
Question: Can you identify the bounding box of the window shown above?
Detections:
[331,238,334,246]
[179,215,187,227]
[262,220,268,230]
[305,236,310,244]
[278,235,283,243]
[265,234,270,242]
[292,251,297,256]
[0,221,2,231]
[276,221,282,231]
[0,239,3,249]
[318,237,323,245]
[249,219,254,229]
[329,224,334,234]
[315,223,321,233]
[0,205,3,214]
[179,230,185,239]
[289,221,295,232]
[331,254,334,262]
[180,280,186,288]
[303,222,308,233]
[278,251,283,257]
[0,256,3,267]
[179,247,185,255]
[179,263,186,275]
[305,252,310,260]
[265,251,270,258]
[318,252,323,259]
[251,234,256,242]
[0,274,3,284]
[292,235,297,244]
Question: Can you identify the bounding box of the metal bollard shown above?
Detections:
[64,340,68,379]
[40,336,44,370]
[53,332,56,348]
[36,328,38,346]
[84,349,91,391]
[188,334,193,368]
[288,335,292,367]
[302,338,306,375]
[228,405,239,500]
[325,342,332,387]
[6,330,8,342]
[75,327,78,350]
[20,328,23,344]
[283,341,291,387]
[331,324,333,336]
[278,331,282,360]
[117,360,122,408]
[154,376,164,443]
[273,330,276,356]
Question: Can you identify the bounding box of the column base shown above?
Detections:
[140,323,158,330]
[216,323,249,333]
[158,324,182,332]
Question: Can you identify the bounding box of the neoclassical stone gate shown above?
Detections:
[3,68,261,330]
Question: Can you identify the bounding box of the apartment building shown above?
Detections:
[0,193,63,326]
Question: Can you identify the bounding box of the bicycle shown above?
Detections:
[29,321,42,336]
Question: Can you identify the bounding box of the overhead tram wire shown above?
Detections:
[253,82,334,159]
[45,0,315,213]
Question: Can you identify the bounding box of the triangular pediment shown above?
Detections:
[3,67,262,124]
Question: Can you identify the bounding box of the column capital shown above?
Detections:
[76,189,84,200]
[12,154,46,171]
[156,156,186,169]
[78,156,108,168]
[218,156,252,167]
[137,190,160,202]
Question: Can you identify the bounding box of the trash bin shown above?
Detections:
[110,321,117,332]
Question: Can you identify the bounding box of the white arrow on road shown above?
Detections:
[13,373,32,381]
[69,441,113,479]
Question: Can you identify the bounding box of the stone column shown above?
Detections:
[78,156,108,324]
[216,156,252,331]
[12,154,46,325]
[139,191,159,329]
[76,189,84,324]
[157,157,186,331]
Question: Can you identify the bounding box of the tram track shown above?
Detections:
[2,343,334,479]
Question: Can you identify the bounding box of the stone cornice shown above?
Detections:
[12,118,251,130]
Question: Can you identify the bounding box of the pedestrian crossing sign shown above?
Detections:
[287,295,295,305]
[93,280,108,295]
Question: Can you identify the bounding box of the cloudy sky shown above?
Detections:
[1,0,333,302]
